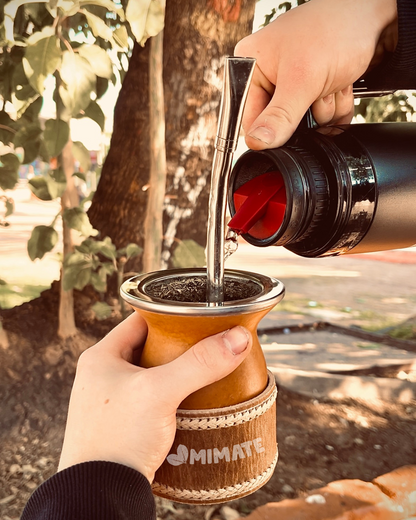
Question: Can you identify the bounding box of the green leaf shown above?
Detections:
[99,263,115,277]
[171,239,205,269]
[99,244,116,261]
[25,3,54,26]
[95,76,108,100]
[22,27,62,95]
[63,250,93,290]
[91,256,100,270]
[13,81,38,103]
[20,97,43,123]
[75,267,92,290]
[261,8,277,27]
[22,140,41,165]
[12,62,38,102]
[0,112,18,146]
[5,198,14,218]
[79,189,95,209]
[91,301,113,320]
[80,0,125,20]
[63,264,92,291]
[72,141,91,172]
[125,243,142,260]
[37,138,50,162]
[46,169,67,198]
[28,177,52,201]
[50,166,66,183]
[126,0,165,46]
[3,0,49,45]
[14,123,43,164]
[83,11,116,45]
[88,237,116,260]
[43,119,70,157]
[0,154,20,191]
[90,272,106,293]
[0,50,15,103]
[78,44,113,79]
[73,171,86,182]
[63,207,98,236]
[85,237,116,260]
[64,250,89,267]
[27,225,58,260]
[14,123,42,147]
[113,25,129,50]
[76,100,105,131]
[75,238,93,254]
[55,0,80,17]
[277,2,291,12]
[11,91,41,119]
[59,51,96,116]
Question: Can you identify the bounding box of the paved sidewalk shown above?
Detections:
[227,244,416,403]
[0,183,61,285]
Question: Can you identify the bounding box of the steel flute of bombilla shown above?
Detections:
[206,56,256,305]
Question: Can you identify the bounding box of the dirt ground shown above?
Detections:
[1,288,416,520]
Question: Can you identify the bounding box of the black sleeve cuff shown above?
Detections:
[21,461,156,520]
[355,0,416,91]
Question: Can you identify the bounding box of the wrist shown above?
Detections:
[366,0,397,40]
[374,0,398,29]
[367,0,398,70]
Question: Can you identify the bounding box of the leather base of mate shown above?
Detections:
[152,371,278,504]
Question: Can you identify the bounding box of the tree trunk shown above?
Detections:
[58,140,78,339]
[88,0,256,271]
[142,30,167,273]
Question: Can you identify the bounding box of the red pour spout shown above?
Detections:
[228,171,286,239]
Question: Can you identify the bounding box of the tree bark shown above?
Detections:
[58,139,78,339]
[88,0,256,271]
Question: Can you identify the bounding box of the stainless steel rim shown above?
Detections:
[120,268,285,316]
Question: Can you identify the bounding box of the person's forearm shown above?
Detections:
[360,0,416,90]
[21,461,156,520]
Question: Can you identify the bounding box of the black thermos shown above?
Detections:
[228,123,416,257]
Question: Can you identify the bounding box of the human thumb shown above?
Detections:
[154,326,252,405]
[245,87,313,150]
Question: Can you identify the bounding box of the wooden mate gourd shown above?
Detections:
[121,268,285,504]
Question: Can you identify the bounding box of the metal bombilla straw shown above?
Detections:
[206,57,256,305]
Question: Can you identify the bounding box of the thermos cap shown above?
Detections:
[228,171,286,239]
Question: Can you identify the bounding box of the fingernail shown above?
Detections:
[248,126,275,145]
[323,94,334,104]
[222,327,250,355]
